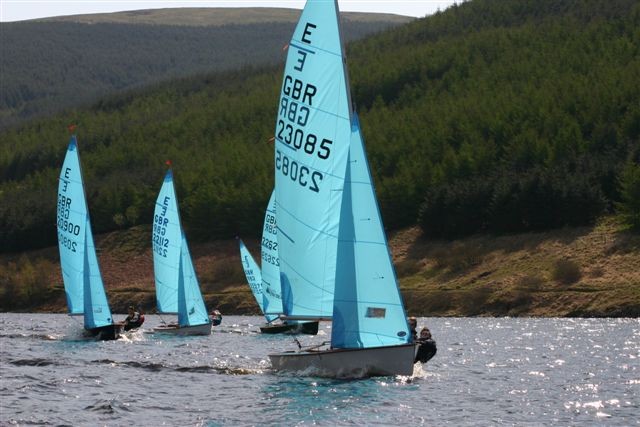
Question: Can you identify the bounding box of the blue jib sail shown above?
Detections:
[153,169,208,327]
[260,191,284,318]
[331,114,411,348]
[177,232,209,327]
[274,0,351,319]
[153,170,181,314]
[239,239,279,323]
[83,220,113,329]
[57,136,113,329]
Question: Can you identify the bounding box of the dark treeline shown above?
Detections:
[1,0,639,253]
[352,0,640,236]
[0,18,403,129]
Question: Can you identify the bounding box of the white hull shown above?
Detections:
[269,343,417,378]
[153,322,212,336]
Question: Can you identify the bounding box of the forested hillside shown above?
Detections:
[1,0,639,254]
[0,9,408,128]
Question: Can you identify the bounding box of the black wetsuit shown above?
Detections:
[124,312,143,331]
[415,338,437,363]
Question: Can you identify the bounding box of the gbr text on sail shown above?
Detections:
[275,22,334,193]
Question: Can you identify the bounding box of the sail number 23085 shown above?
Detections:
[276,149,323,193]
[276,120,332,159]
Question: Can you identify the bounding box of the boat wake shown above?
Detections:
[9,357,58,367]
[92,359,166,371]
[89,358,265,376]
[84,397,132,414]
[0,332,62,341]
[410,363,430,379]
[118,329,146,342]
[177,365,264,375]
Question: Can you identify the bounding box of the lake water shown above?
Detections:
[0,314,638,426]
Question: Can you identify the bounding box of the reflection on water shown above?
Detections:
[0,314,638,426]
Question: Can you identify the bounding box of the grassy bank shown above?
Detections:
[393,219,640,317]
[1,219,639,317]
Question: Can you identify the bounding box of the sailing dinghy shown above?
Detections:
[57,135,122,340]
[268,0,419,378]
[239,191,319,335]
[152,168,212,336]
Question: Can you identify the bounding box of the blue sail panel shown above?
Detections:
[177,233,209,327]
[239,239,279,323]
[152,171,181,314]
[239,239,264,309]
[275,0,351,318]
[260,191,284,316]
[331,114,410,349]
[83,219,113,329]
[57,137,86,315]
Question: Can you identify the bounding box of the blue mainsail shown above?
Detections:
[274,0,351,319]
[153,170,181,314]
[239,239,279,323]
[260,191,284,317]
[153,169,208,327]
[331,114,411,348]
[57,136,113,329]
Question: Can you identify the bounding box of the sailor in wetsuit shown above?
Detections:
[415,326,437,363]
[209,309,222,326]
[123,306,144,331]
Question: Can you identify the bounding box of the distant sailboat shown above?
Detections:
[239,191,319,335]
[57,135,121,340]
[238,238,280,323]
[268,0,420,378]
[152,168,212,336]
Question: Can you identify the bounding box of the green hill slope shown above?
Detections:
[35,7,410,26]
[0,0,638,254]
[0,8,410,129]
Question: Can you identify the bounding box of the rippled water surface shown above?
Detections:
[1,314,638,426]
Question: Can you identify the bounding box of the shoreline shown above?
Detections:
[2,220,639,318]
